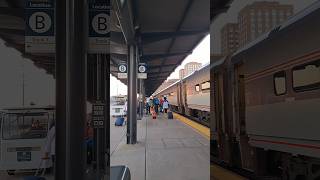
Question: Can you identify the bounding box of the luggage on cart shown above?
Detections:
[115,117,125,126]
[167,111,173,119]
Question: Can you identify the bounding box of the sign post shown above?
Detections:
[138,63,147,79]
[88,1,110,54]
[25,0,55,53]
[118,63,128,79]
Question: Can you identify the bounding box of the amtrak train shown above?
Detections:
[154,63,210,127]
[211,2,320,180]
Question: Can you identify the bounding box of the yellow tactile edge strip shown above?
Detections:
[211,165,248,180]
[172,112,210,140]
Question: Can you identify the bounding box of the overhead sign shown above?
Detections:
[118,63,127,79]
[25,0,55,53]
[138,63,147,79]
[118,64,127,73]
[92,102,105,129]
[88,2,110,54]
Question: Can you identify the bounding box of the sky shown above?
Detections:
[109,35,210,96]
[0,39,55,109]
[211,0,318,54]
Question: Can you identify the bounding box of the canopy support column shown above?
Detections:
[56,0,87,179]
[127,45,137,144]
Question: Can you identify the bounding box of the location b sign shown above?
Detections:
[88,2,110,54]
[25,0,55,53]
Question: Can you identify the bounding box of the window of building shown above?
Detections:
[201,81,210,90]
[274,71,287,95]
[292,60,320,92]
[195,84,200,92]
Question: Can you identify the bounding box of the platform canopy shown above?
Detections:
[111,0,210,95]
[0,0,210,96]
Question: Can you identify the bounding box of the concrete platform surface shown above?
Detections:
[111,113,210,180]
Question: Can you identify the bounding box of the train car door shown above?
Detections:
[183,81,188,115]
[234,64,256,172]
[177,83,183,114]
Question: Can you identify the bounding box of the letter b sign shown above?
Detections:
[29,12,52,33]
[92,13,109,35]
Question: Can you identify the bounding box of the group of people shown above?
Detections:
[145,96,170,115]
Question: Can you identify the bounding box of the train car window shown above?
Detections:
[195,84,200,92]
[293,60,320,92]
[274,71,286,95]
[201,81,210,90]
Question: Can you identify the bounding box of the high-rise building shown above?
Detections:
[221,23,239,55]
[179,69,185,79]
[238,1,293,47]
[184,62,202,76]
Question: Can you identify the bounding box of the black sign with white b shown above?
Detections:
[88,1,110,54]
[25,0,55,53]
[92,102,105,128]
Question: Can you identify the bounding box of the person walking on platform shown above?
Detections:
[153,96,160,114]
[163,97,169,113]
[146,97,150,115]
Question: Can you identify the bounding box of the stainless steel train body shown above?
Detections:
[211,3,320,179]
[155,64,211,126]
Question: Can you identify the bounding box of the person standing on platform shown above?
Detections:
[160,97,164,113]
[124,99,128,116]
[42,118,55,173]
[85,117,94,164]
[163,97,169,113]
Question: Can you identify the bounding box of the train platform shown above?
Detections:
[110,113,210,180]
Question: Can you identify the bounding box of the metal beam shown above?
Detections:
[158,0,195,74]
[148,64,176,69]
[0,7,24,17]
[141,29,208,44]
[0,28,24,36]
[112,0,135,44]
[141,52,191,61]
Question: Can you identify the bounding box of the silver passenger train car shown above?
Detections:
[154,63,210,126]
[211,2,320,180]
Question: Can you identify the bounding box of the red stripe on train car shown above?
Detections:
[251,139,320,150]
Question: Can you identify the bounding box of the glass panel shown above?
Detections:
[274,71,286,95]
[293,60,320,92]
[201,81,210,90]
[195,84,200,92]
[2,113,48,140]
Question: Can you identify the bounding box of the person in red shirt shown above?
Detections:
[160,97,164,113]
[85,114,94,164]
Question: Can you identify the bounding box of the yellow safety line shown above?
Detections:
[211,165,248,180]
[172,112,210,139]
